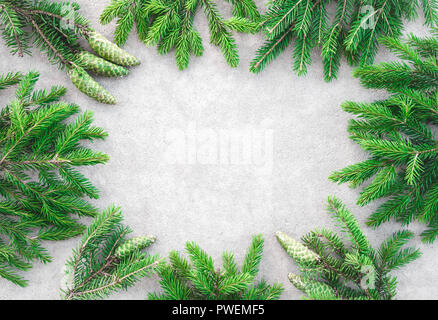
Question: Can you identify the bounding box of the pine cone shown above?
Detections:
[115,236,156,259]
[87,31,140,67]
[68,66,117,104]
[288,274,336,299]
[288,273,307,291]
[276,231,319,265]
[76,51,129,77]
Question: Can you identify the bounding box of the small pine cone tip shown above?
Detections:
[276,231,319,265]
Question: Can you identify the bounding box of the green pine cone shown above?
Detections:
[114,235,156,259]
[87,30,140,67]
[288,273,307,292]
[276,231,319,265]
[288,274,336,299]
[68,66,117,104]
[76,51,129,77]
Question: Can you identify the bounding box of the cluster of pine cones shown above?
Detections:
[69,30,140,104]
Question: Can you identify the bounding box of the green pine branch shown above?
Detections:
[330,32,438,243]
[0,71,108,287]
[62,206,162,300]
[100,0,260,69]
[149,235,284,300]
[0,72,22,90]
[251,0,437,81]
[277,196,421,300]
[0,0,140,104]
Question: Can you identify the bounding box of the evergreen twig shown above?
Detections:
[0,71,108,287]
[62,206,162,300]
[330,31,438,242]
[0,0,141,104]
[100,0,260,70]
[278,196,421,300]
[251,0,437,81]
[149,235,284,300]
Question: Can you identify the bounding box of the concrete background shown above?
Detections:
[0,1,437,300]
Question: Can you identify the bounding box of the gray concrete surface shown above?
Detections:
[0,1,437,300]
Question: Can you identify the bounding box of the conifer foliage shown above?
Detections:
[278,197,420,300]
[250,0,437,81]
[0,0,140,104]
[62,206,162,300]
[149,235,284,300]
[100,0,260,70]
[330,32,438,242]
[0,71,108,287]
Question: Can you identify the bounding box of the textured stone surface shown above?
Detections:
[0,1,436,300]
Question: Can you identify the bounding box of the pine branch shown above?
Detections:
[250,26,294,73]
[0,72,22,90]
[63,206,162,300]
[251,0,437,81]
[331,32,438,242]
[101,0,260,69]
[0,71,108,286]
[278,197,420,300]
[28,15,70,66]
[224,0,260,21]
[0,4,25,56]
[0,0,140,104]
[150,235,283,300]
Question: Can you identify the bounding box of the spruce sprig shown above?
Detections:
[0,72,22,90]
[0,0,140,104]
[330,32,438,242]
[62,206,162,300]
[251,0,437,81]
[100,0,260,70]
[0,71,108,287]
[278,196,421,300]
[149,235,284,300]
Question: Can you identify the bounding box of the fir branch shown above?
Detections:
[63,207,162,300]
[0,72,22,90]
[250,26,294,73]
[251,0,437,80]
[332,32,438,242]
[67,259,162,300]
[150,235,283,300]
[278,197,420,300]
[28,15,70,66]
[101,0,260,69]
[0,71,108,286]
[0,4,24,56]
[0,0,139,103]
[10,6,89,35]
